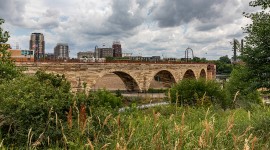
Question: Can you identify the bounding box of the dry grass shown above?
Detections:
[1,105,270,149]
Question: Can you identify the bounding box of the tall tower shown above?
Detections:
[29,33,45,61]
[112,41,122,57]
[54,43,69,59]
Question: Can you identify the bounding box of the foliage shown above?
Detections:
[219,55,231,64]
[192,57,208,63]
[2,105,269,149]
[0,72,73,147]
[105,56,115,61]
[76,90,122,109]
[35,70,71,92]
[0,19,9,44]
[169,78,225,107]
[224,65,261,109]
[215,55,233,75]
[0,19,20,82]
[241,0,270,90]
[148,88,167,93]
[115,89,122,97]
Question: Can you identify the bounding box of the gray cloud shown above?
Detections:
[0,0,27,25]
[0,0,60,29]
[107,0,147,31]
[152,0,221,28]
[33,9,60,29]
[195,23,219,32]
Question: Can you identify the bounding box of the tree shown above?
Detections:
[215,55,233,74]
[219,55,231,64]
[192,57,207,63]
[0,18,20,82]
[241,0,270,90]
[224,65,261,108]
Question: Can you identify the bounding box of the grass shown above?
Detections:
[1,105,270,149]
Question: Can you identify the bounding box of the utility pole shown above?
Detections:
[233,39,237,62]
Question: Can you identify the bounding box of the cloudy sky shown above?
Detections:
[0,0,258,59]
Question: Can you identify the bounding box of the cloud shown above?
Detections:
[106,0,151,35]
[0,0,27,25]
[152,0,221,28]
[29,9,60,29]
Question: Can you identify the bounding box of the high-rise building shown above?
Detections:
[54,43,69,59]
[112,41,122,57]
[29,33,45,61]
[95,46,113,58]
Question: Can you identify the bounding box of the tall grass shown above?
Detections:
[1,105,270,149]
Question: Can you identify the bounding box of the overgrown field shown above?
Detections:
[1,104,269,149]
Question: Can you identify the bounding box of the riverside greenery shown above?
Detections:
[1,103,270,149]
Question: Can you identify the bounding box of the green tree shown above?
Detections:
[0,18,20,82]
[219,55,231,64]
[215,55,233,74]
[192,57,207,63]
[224,65,261,108]
[241,0,270,91]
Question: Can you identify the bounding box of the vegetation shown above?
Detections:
[224,65,262,108]
[0,19,21,83]
[1,103,269,149]
[0,73,73,146]
[192,56,207,63]
[215,55,233,75]
[148,88,167,93]
[169,78,226,108]
[241,0,270,91]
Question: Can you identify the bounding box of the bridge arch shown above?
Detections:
[147,69,176,90]
[199,69,206,79]
[93,70,140,91]
[183,69,196,79]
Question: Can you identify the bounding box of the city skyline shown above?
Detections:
[0,0,258,59]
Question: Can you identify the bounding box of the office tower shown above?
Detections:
[112,41,122,57]
[95,48,113,58]
[54,43,69,59]
[29,33,45,61]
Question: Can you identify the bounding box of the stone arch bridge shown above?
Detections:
[17,62,216,92]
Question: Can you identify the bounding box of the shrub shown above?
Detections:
[224,65,261,109]
[0,72,73,147]
[169,78,225,107]
[76,90,122,109]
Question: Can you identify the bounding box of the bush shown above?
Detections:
[224,65,261,109]
[76,90,122,109]
[169,78,225,107]
[0,72,73,147]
